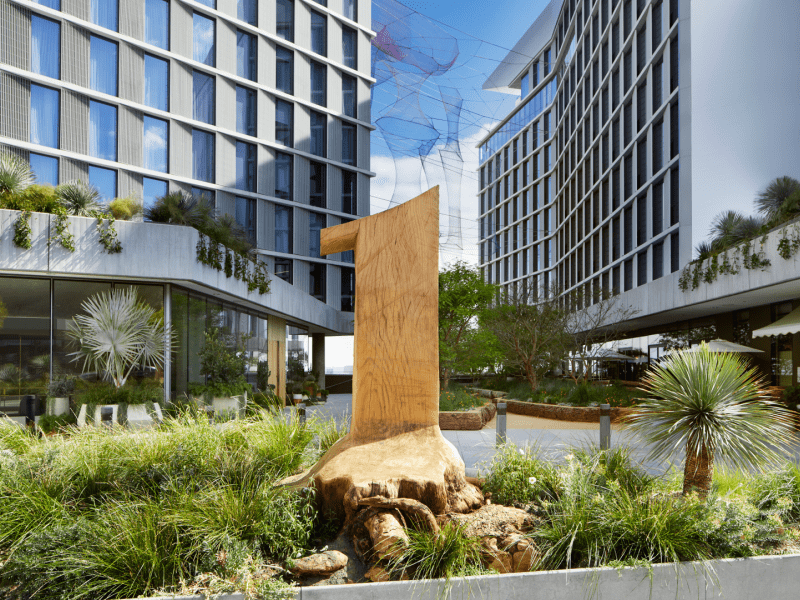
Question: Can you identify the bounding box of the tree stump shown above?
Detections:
[280,188,483,521]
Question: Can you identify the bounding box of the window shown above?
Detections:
[144,54,169,111]
[311,10,326,56]
[34,0,60,7]
[193,12,215,67]
[637,139,647,187]
[276,0,294,42]
[274,99,293,147]
[653,59,663,109]
[342,169,356,214]
[274,258,292,283]
[342,26,357,69]
[235,196,256,242]
[192,187,214,203]
[520,72,529,98]
[670,99,679,158]
[544,49,551,75]
[309,212,325,257]
[143,116,168,172]
[637,82,647,131]
[275,151,292,199]
[143,177,166,210]
[341,267,354,311]
[30,153,58,186]
[670,34,679,91]
[653,118,663,173]
[238,0,257,25]
[341,122,356,165]
[237,31,257,81]
[89,100,117,161]
[670,166,679,225]
[624,258,633,290]
[652,0,662,49]
[92,0,118,31]
[275,204,293,253]
[276,46,293,93]
[192,129,215,183]
[310,110,326,157]
[636,194,647,245]
[236,86,256,135]
[90,36,118,96]
[193,71,215,125]
[652,180,663,235]
[310,161,326,208]
[637,251,647,286]
[309,262,326,302]
[30,85,59,148]
[342,74,356,118]
[145,0,169,50]
[195,0,215,7]
[236,141,256,192]
[637,26,647,74]
[310,60,326,106]
[31,16,60,79]
[89,165,116,200]
[343,0,356,21]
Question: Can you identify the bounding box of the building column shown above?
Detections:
[267,316,287,406]
[163,283,171,402]
[312,333,326,389]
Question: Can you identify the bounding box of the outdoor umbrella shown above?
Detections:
[683,339,764,353]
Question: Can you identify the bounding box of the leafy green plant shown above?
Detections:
[196,328,250,399]
[0,151,34,196]
[50,206,75,252]
[626,343,796,497]
[439,384,484,411]
[95,213,122,253]
[481,443,559,507]
[38,412,77,434]
[12,209,32,249]
[47,377,75,398]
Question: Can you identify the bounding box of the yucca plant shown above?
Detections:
[57,180,101,217]
[626,343,796,498]
[66,287,171,389]
[755,176,800,220]
[0,152,34,197]
[144,191,211,227]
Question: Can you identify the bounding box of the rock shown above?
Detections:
[289,550,348,576]
[512,544,539,572]
[365,510,408,560]
[365,565,391,582]
[447,503,539,539]
[480,537,512,573]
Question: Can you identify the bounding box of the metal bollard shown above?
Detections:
[298,403,306,425]
[496,402,507,446]
[599,403,611,450]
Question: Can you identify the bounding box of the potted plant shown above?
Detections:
[195,328,251,419]
[46,377,75,416]
[289,381,304,405]
[75,383,163,429]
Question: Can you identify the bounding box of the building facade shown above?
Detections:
[478,0,800,384]
[0,0,374,313]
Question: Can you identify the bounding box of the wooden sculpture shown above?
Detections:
[282,187,483,523]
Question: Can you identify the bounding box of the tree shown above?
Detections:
[561,289,639,384]
[626,343,796,498]
[438,261,498,390]
[485,282,567,392]
[754,176,800,220]
[66,287,171,389]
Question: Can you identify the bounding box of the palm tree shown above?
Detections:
[625,343,796,498]
[0,152,34,197]
[57,180,101,216]
[754,176,800,220]
[709,210,745,250]
[66,287,171,389]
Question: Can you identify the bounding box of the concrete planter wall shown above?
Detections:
[439,402,497,430]
[46,397,69,416]
[76,403,162,428]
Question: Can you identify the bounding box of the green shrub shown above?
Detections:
[481,443,560,507]
[38,412,77,434]
[108,195,142,220]
[439,384,484,411]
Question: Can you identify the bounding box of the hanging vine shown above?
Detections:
[679,234,775,292]
[50,208,75,252]
[12,210,32,249]
[95,214,122,254]
[195,232,271,295]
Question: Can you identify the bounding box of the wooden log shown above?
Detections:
[364,510,409,560]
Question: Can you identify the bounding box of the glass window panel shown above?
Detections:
[276,0,294,42]
[193,70,215,125]
[236,30,257,81]
[31,15,60,79]
[143,116,168,172]
[235,86,256,136]
[341,267,354,311]
[30,153,58,186]
[275,151,292,200]
[310,110,326,157]
[235,141,256,192]
[275,204,293,253]
[309,262,325,302]
[235,196,256,242]
[341,122,356,166]
[342,169,356,214]
[275,99,293,147]
[276,46,293,94]
[192,187,215,204]
[342,26,357,69]
[309,161,326,208]
[145,0,169,49]
[238,0,257,25]
[311,10,327,56]
[30,85,59,148]
[33,0,60,8]
[274,258,292,283]
[309,211,325,257]
[143,177,167,211]
[313,0,327,6]
[91,0,118,31]
[195,0,215,7]
[342,74,356,118]
[193,12,215,67]
[88,165,116,200]
[192,128,215,183]
[343,0,356,21]
[310,60,326,106]
[89,100,117,161]
[144,54,169,111]
[90,36,118,96]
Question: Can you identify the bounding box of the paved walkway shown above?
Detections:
[290,394,800,478]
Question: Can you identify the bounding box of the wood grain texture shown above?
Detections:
[320,186,440,442]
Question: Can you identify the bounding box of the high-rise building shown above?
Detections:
[478,0,800,383]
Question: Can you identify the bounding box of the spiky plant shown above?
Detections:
[57,180,101,217]
[144,192,211,226]
[731,215,766,243]
[754,176,800,220]
[66,287,171,389]
[694,241,714,260]
[626,343,796,498]
[0,152,34,197]
[709,210,745,250]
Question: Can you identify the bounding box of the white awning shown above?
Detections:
[752,306,800,338]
